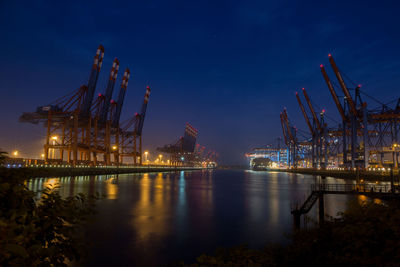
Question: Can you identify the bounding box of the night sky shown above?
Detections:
[0,0,399,164]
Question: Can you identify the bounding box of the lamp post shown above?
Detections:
[391,143,398,193]
[144,151,149,163]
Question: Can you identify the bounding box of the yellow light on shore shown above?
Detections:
[51,136,58,140]
[13,150,19,157]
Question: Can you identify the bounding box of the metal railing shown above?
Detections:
[311,183,393,193]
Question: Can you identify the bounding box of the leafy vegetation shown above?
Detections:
[0,149,8,164]
[182,200,400,266]
[0,167,96,266]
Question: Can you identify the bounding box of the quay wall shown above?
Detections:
[0,166,210,178]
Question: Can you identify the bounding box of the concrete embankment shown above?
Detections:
[0,166,209,178]
[272,168,399,182]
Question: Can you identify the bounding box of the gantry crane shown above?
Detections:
[119,86,151,165]
[19,45,149,167]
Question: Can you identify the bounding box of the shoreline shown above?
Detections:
[261,168,399,182]
[0,166,211,178]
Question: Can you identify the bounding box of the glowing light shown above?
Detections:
[41,154,45,158]
[51,136,58,140]
[112,145,118,150]
[320,64,323,68]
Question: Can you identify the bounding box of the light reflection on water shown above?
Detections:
[26,170,388,266]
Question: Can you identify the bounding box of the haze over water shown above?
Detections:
[28,170,359,266]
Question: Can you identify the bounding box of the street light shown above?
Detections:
[112,145,118,151]
[13,150,19,157]
[390,143,399,193]
[144,151,149,162]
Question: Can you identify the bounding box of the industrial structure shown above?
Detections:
[19,45,151,166]
[245,140,289,168]
[280,54,400,170]
[157,123,217,167]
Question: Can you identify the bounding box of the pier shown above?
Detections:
[292,183,400,228]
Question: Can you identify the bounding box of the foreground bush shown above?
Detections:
[183,200,400,266]
[0,173,96,266]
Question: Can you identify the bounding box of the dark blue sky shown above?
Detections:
[0,0,399,164]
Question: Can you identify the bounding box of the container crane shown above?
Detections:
[120,86,151,165]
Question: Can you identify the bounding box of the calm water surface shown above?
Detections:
[28,170,369,266]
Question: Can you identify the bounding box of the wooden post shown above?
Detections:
[319,193,325,225]
[293,210,301,229]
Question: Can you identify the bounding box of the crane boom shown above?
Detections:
[283,109,295,142]
[134,86,151,136]
[302,88,322,132]
[99,58,119,124]
[81,45,105,117]
[296,92,313,135]
[280,113,288,146]
[112,68,130,128]
[320,64,347,122]
[328,54,357,116]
